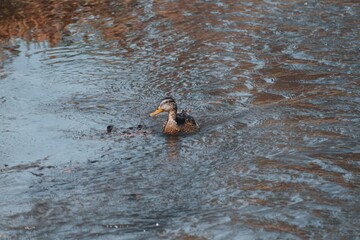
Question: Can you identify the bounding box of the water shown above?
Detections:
[0,0,359,239]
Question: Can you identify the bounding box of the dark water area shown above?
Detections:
[0,0,359,239]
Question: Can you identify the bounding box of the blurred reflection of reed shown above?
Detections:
[0,0,139,47]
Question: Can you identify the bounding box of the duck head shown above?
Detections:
[150,97,177,117]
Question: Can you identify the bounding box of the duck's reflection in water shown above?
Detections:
[165,135,181,160]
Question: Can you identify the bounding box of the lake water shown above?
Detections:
[0,0,359,239]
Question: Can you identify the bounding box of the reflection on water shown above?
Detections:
[0,0,359,239]
[166,136,181,160]
[0,0,137,46]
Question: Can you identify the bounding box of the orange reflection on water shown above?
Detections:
[0,0,139,46]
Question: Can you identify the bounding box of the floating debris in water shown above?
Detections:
[105,124,151,137]
[107,125,114,133]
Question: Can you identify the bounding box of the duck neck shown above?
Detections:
[168,109,177,121]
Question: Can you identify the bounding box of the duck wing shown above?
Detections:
[175,111,196,126]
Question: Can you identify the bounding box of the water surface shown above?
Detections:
[0,0,359,239]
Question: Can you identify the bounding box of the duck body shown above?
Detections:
[150,97,199,135]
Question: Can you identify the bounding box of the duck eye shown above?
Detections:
[161,100,171,105]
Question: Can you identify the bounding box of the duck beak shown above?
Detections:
[150,107,163,117]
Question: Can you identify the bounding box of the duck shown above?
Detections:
[149,97,199,135]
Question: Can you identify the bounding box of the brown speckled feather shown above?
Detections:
[163,111,199,135]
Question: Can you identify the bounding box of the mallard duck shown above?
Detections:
[149,97,199,135]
